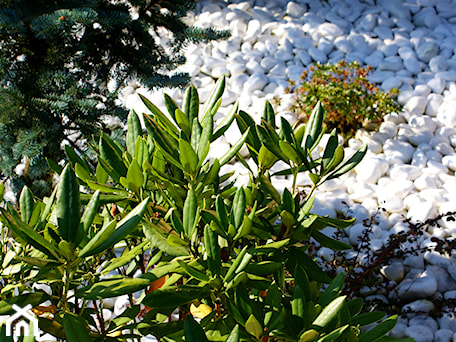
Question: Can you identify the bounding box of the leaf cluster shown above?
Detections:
[0,78,408,341]
[286,61,403,140]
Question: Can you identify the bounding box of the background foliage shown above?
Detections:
[0,0,229,196]
[286,61,402,140]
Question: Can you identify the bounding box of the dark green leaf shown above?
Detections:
[184,315,209,342]
[304,101,324,151]
[204,224,221,276]
[213,101,238,141]
[55,165,81,244]
[183,189,197,238]
[0,292,49,315]
[142,285,211,308]
[182,84,199,123]
[63,312,91,342]
[312,296,346,332]
[139,94,179,137]
[76,277,151,300]
[200,75,225,122]
[126,158,144,192]
[358,315,398,342]
[219,128,250,166]
[326,145,367,180]
[352,311,386,327]
[179,138,198,175]
[311,231,352,251]
[231,187,245,229]
[143,223,190,256]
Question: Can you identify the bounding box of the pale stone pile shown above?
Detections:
[123,0,456,340]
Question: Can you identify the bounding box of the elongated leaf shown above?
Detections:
[78,219,117,257]
[231,187,245,229]
[326,145,367,180]
[55,165,81,244]
[358,316,398,342]
[280,116,295,144]
[63,313,91,342]
[279,140,299,165]
[183,190,197,238]
[213,101,238,141]
[200,75,225,122]
[320,129,338,175]
[102,240,150,274]
[126,158,144,192]
[263,100,276,128]
[76,277,151,300]
[142,285,211,308]
[79,198,149,257]
[64,145,91,172]
[143,223,190,256]
[311,231,352,251]
[318,272,344,307]
[178,260,209,282]
[19,186,34,225]
[0,208,60,260]
[198,112,213,162]
[184,315,209,342]
[85,180,129,195]
[219,128,250,166]
[312,296,346,331]
[99,134,127,181]
[226,325,240,342]
[80,190,100,238]
[0,182,4,202]
[139,94,179,136]
[258,145,278,170]
[183,85,200,122]
[176,108,191,137]
[164,93,179,121]
[223,245,249,283]
[126,109,142,155]
[304,101,324,151]
[245,314,263,339]
[204,225,221,276]
[352,311,386,327]
[179,139,198,175]
[316,325,349,342]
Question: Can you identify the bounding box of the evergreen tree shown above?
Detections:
[0,0,228,196]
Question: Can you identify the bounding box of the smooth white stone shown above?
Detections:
[426,94,444,116]
[286,2,306,18]
[378,43,399,56]
[415,173,441,190]
[429,55,449,73]
[403,300,435,315]
[409,315,439,333]
[378,195,404,213]
[374,26,393,40]
[427,160,448,174]
[382,77,401,91]
[381,262,405,282]
[435,70,456,82]
[404,193,423,210]
[434,329,453,342]
[333,37,352,54]
[419,189,445,206]
[355,157,389,184]
[409,115,437,133]
[243,72,268,92]
[308,47,328,63]
[274,49,293,62]
[416,41,439,63]
[383,140,414,163]
[407,201,437,223]
[293,37,315,50]
[427,78,446,94]
[268,63,287,78]
[389,323,408,339]
[427,265,456,292]
[365,50,384,68]
[439,314,456,332]
[404,96,428,115]
[318,22,343,38]
[437,102,456,128]
[442,154,456,171]
[408,130,433,146]
[244,20,262,43]
[412,149,428,168]
[414,84,431,97]
[425,149,442,163]
[397,274,437,299]
[379,56,403,72]
[294,50,310,66]
[424,251,451,268]
[389,164,422,181]
[370,70,395,83]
